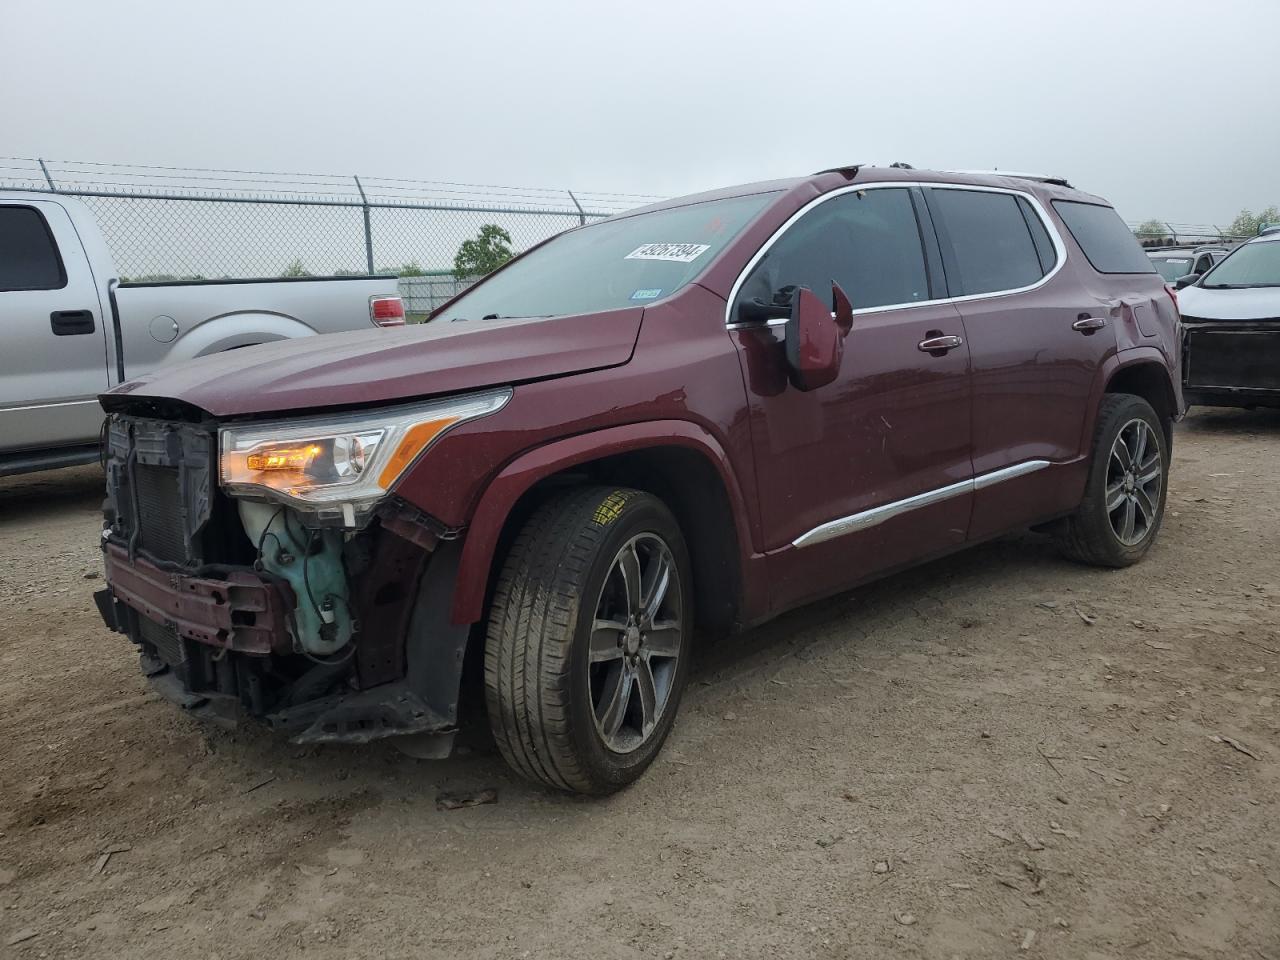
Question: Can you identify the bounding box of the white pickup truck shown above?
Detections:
[0,191,405,476]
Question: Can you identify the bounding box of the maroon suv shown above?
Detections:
[95,166,1182,794]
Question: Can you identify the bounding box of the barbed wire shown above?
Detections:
[0,156,665,211]
[0,156,654,282]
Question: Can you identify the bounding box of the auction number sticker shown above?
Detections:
[625,243,710,263]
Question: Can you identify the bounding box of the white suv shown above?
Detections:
[1179,230,1280,409]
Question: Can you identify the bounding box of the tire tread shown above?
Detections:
[1058,393,1167,568]
[484,486,646,794]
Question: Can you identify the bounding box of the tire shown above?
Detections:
[1058,393,1168,567]
[484,486,693,795]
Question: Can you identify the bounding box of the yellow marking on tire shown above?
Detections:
[592,492,628,526]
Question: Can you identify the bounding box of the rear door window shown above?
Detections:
[735,187,930,314]
[1052,200,1156,274]
[929,189,1045,296]
[0,206,67,292]
[1017,196,1058,274]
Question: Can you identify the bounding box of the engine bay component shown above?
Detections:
[238,500,355,656]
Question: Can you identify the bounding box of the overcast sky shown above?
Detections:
[3,0,1277,228]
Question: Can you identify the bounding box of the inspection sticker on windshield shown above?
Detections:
[630,288,663,300]
[625,243,710,263]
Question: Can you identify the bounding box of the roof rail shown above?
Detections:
[947,169,1074,188]
[813,163,863,180]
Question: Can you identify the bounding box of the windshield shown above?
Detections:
[1201,239,1280,288]
[436,192,775,320]
[1150,256,1193,281]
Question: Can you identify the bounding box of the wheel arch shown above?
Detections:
[449,421,756,635]
[1103,355,1177,451]
[167,311,317,362]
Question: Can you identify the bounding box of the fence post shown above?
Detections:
[567,190,586,226]
[353,175,375,275]
[38,158,58,192]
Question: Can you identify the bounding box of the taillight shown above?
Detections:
[370,295,406,328]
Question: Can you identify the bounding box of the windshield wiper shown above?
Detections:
[1202,283,1280,289]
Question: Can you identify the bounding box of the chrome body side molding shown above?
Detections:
[792,460,1052,549]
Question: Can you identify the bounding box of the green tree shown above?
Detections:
[281,258,312,278]
[1133,219,1169,243]
[1228,206,1280,239]
[453,225,514,280]
[378,260,427,277]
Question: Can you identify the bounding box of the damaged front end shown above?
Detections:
[94,394,507,747]
[1183,315,1280,409]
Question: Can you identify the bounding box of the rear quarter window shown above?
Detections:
[1052,200,1155,275]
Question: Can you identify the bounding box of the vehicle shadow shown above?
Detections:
[283,527,1078,803]
[689,528,1064,685]
[0,464,103,525]
[1179,406,1280,437]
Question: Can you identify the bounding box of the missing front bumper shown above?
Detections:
[100,543,296,655]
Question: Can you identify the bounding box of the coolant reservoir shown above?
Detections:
[237,500,355,656]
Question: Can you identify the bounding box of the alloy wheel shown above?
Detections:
[588,533,684,754]
[1106,418,1162,546]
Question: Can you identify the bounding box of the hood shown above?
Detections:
[103,309,643,417]
[1178,284,1280,321]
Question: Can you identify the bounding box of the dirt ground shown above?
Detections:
[1,408,1277,960]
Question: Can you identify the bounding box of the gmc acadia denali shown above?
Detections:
[94,166,1182,794]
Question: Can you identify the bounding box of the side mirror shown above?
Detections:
[1174,273,1201,290]
[784,283,851,391]
[736,296,790,325]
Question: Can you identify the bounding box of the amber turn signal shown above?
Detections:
[245,444,322,472]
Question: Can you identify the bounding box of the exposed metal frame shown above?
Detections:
[791,460,1051,549]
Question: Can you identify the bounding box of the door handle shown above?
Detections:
[1072,316,1107,333]
[917,333,963,354]
[50,310,96,336]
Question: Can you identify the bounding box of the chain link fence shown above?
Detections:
[9,159,1259,306]
[0,158,664,311]
[1127,223,1251,248]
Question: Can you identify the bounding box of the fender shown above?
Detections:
[449,419,763,625]
[1079,346,1179,453]
[166,311,317,362]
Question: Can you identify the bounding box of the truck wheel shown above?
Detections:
[484,486,692,795]
[1058,394,1168,567]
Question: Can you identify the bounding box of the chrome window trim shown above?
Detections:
[724,181,1068,330]
[791,459,1051,549]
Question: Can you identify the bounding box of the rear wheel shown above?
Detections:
[1058,393,1168,567]
[484,486,692,794]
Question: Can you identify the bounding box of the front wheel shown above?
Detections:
[484,487,692,794]
[1058,393,1168,567]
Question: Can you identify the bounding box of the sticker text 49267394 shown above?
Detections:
[625,243,711,263]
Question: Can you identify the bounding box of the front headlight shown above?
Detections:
[219,388,511,524]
